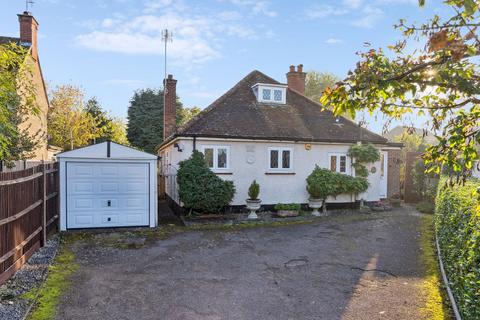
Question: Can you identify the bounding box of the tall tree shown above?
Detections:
[305,71,339,103]
[85,97,127,144]
[127,88,184,153]
[48,85,96,150]
[178,106,201,126]
[321,0,480,181]
[0,43,40,162]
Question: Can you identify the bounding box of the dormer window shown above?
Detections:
[252,83,287,104]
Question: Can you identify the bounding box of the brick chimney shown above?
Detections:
[18,11,39,60]
[286,64,306,95]
[163,74,177,140]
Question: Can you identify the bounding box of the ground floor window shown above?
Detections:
[329,153,348,174]
[201,146,229,170]
[268,147,292,171]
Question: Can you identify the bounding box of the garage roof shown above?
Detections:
[56,141,157,160]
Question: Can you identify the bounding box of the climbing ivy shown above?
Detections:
[348,144,380,178]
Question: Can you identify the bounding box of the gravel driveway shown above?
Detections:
[56,208,432,320]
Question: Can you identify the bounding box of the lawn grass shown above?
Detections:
[419,214,452,320]
[23,242,79,320]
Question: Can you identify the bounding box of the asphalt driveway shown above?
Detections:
[56,208,433,320]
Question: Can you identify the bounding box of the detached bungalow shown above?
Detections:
[158,65,402,210]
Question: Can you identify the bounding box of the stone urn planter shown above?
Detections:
[308,198,324,216]
[246,199,262,219]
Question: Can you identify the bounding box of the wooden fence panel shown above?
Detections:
[0,162,59,285]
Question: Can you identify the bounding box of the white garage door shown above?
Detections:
[66,162,150,229]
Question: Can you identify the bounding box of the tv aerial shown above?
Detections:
[26,0,34,12]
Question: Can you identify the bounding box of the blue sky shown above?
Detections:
[2,0,447,133]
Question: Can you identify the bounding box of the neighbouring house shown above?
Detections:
[0,11,50,160]
[158,65,402,211]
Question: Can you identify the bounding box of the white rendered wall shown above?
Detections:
[160,138,388,206]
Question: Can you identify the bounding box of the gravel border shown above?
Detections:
[0,236,60,320]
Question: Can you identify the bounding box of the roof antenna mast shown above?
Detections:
[26,0,34,12]
[162,29,173,118]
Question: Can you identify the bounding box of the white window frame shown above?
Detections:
[252,83,287,104]
[329,153,350,174]
[200,145,230,172]
[267,147,293,172]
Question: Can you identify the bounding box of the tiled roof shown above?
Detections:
[163,70,388,146]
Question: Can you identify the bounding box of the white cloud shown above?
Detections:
[217,10,243,21]
[226,0,277,17]
[76,2,269,66]
[351,6,384,28]
[325,38,343,44]
[305,4,348,19]
[343,0,362,9]
[252,1,277,17]
[143,0,174,13]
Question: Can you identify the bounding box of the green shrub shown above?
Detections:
[416,201,435,214]
[435,177,480,319]
[248,180,260,200]
[177,150,235,213]
[306,166,336,199]
[306,165,369,199]
[348,143,380,178]
[274,203,301,211]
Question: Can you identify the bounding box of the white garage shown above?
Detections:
[57,141,158,230]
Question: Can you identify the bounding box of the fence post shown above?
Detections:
[41,161,47,246]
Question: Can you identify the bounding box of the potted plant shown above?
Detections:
[274,203,301,217]
[306,166,336,216]
[246,180,261,219]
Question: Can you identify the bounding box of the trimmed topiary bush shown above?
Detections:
[435,177,480,319]
[248,180,260,200]
[177,150,235,213]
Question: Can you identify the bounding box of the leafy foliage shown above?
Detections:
[306,166,369,200]
[48,86,127,150]
[177,150,235,213]
[320,0,480,183]
[274,203,301,211]
[178,106,201,126]
[416,200,435,214]
[127,88,200,153]
[247,180,260,200]
[306,166,337,199]
[348,144,380,178]
[0,43,41,162]
[305,71,340,103]
[435,177,480,319]
[412,159,439,201]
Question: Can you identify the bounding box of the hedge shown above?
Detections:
[435,177,480,319]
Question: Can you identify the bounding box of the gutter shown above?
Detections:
[435,232,462,320]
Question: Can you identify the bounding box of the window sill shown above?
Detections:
[265,171,296,175]
[213,171,233,175]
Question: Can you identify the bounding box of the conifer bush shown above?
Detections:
[177,150,235,213]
